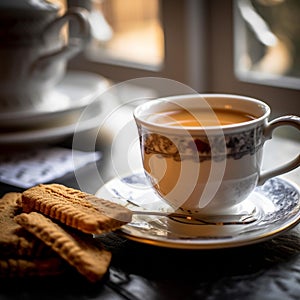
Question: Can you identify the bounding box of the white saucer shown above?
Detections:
[96,173,300,249]
[0,70,109,128]
[0,100,103,145]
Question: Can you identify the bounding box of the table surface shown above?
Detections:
[0,106,299,300]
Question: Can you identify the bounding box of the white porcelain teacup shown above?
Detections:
[134,94,300,216]
[0,0,90,113]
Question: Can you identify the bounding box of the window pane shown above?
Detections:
[86,0,164,70]
[234,0,300,89]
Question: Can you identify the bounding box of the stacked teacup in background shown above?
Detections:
[0,0,108,145]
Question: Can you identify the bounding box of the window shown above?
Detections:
[68,0,206,90]
[68,0,300,118]
[234,0,300,89]
[208,0,300,118]
[86,0,164,70]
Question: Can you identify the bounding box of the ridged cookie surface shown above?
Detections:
[21,184,132,234]
[0,193,52,258]
[15,212,112,282]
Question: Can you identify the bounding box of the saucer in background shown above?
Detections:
[0,70,109,128]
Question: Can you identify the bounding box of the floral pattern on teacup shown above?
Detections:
[139,125,264,162]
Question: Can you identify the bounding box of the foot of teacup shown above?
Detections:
[167,198,258,238]
[177,196,257,218]
[167,217,246,238]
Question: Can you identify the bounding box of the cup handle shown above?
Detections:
[258,115,300,185]
[31,7,91,73]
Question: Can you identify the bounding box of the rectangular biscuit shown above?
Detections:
[15,212,112,282]
[0,193,53,258]
[21,184,132,234]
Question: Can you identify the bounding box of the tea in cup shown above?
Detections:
[134,94,300,216]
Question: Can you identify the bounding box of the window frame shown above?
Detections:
[208,0,300,118]
[68,0,208,91]
[68,0,300,118]
[233,0,300,91]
